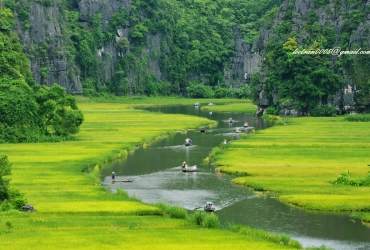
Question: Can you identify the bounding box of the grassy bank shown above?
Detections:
[213,116,370,222]
[0,97,305,249]
[200,100,257,114]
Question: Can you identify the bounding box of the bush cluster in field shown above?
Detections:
[345,114,370,122]
[332,168,370,186]
[156,202,220,229]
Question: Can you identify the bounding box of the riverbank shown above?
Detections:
[0,97,306,249]
[200,101,258,114]
[213,115,370,223]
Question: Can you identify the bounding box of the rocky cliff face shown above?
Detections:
[237,0,370,115]
[79,0,131,20]
[11,0,370,109]
[78,0,131,87]
[14,0,82,93]
[12,0,133,94]
[224,28,262,87]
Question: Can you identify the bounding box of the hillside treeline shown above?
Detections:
[0,7,84,143]
[4,0,370,114]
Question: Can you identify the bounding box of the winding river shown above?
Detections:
[102,105,370,250]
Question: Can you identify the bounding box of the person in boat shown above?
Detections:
[236,128,241,133]
[182,161,187,168]
[206,202,213,209]
[229,117,233,123]
[244,122,249,127]
[200,127,206,132]
[111,172,115,180]
[185,138,192,146]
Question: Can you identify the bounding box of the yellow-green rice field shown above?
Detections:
[214,116,370,222]
[200,101,257,114]
[0,97,304,249]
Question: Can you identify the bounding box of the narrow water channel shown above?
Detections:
[102,105,370,250]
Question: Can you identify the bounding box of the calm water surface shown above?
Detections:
[102,105,370,250]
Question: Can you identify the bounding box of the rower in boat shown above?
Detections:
[228,117,233,123]
[200,127,206,133]
[204,201,215,212]
[184,138,192,146]
[244,122,249,127]
[181,162,198,172]
[236,128,241,133]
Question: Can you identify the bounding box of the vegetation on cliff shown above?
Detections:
[6,0,280,98]
[250,0,370,114]
[4,0,370,113]
[0,7,84,143]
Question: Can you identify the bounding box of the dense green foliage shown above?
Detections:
[155,202,188,219]
[310,104,337,117]
[190,210,220,229]
[249,0,370,114]
[0,155,11,201]
[34,84,85,137]
[41,0,280,97]
[155,202,221,228]
[254,36,346,114]
[0,7,84,143]
[5,0,370,114]
[57,0,369,112]
[344,114,370,122]
[332,168,370,187]
[0,155,26,211]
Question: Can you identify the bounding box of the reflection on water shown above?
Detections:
[102,105,370,250]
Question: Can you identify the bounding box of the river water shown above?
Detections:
[102,105,370,250]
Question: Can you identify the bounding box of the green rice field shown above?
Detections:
[200,101,257,114]
[0,97,305,249]
[213,116,370,222]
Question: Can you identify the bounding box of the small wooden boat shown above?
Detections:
[204,201,215,212]
[182,165,198,172]
[112,179,133,183]
[185,138,192,146]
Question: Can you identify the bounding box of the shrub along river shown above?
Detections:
[102,105,370,250]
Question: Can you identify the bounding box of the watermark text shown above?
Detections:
[293,47,370,57]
